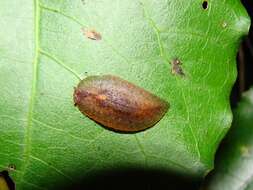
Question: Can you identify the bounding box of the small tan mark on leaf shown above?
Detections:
[82,28,102,40]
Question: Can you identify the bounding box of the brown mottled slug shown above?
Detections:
[73,75,169,132]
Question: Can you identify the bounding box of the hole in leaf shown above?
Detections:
[202,1,208,10]
[7,164,16,172]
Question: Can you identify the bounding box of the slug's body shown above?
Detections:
[73,75,169,132]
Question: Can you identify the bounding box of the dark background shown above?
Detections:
[232,0,253,106]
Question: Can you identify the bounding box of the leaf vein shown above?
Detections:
[30,155,74,181]
[20,180,47,190]
[39,49,82,80]
[140,1,166,60]
[134,135,147,166]
[19,0,40,183]
[32,118,90,142]
[39,4,86,27]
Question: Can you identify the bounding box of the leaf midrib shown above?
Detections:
[19,0,40,182]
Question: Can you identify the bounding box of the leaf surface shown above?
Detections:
[0,0,250,189]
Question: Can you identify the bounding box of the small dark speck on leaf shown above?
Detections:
[171,58,185,76]
[82,28,102,41]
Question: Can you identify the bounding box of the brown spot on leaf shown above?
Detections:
[171,58,185,76]
[73,75,169,132]
[82,28,102,40]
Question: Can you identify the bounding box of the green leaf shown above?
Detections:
[204,88,253,190]
[0,0,250,189]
